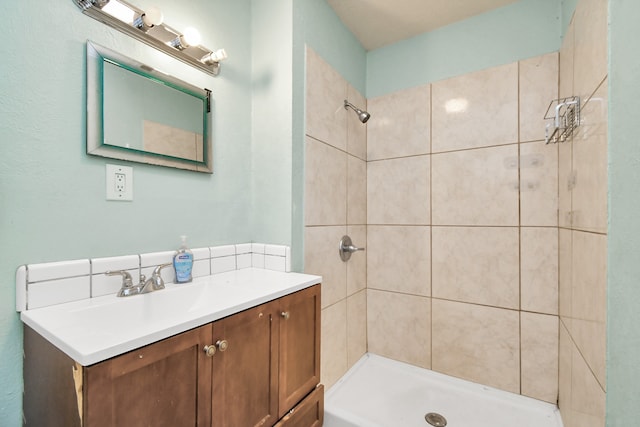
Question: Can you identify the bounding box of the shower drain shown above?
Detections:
[425,412,447,427]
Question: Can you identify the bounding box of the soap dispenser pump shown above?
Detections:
[173,235,194,283]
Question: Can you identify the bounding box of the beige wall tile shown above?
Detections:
[432,145,519,226]
[143,120,200,161]
[432,63,518,152]
[367,85,430,161]
[558,20,574,229]
[367,290,431,368]
[367,226,430,296]
[521,227,558,315]
[305,47,347,150]
[432,227,519,309]
[520,52,559,142]
[367,156,430,225]
[304,226,347,308]
[346,85,367,160]
[195,134,204,162]
[347,290,367,367]
[571,230,607,389]
[520,141,558,227]
[559,229,573,321]
[305,137,347,226]
[432,299,520,393]
[573,0,608,103]
[521,312,559,403]
[572,231,607,324]
[346,225,367,296]
[321,300,347,389]
[572,80,608,234]
[558,137,574,229]
[571,343,606,427]
[571,318,606,391]
[559,322,573,427]
[347,155,367,225]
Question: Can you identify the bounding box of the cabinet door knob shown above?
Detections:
[204,345,216,357]
[281,311,290,320]
[216,339,229,352]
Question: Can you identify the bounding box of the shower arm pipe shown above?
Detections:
[343,99,371,123]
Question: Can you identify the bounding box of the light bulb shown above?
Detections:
[181,27,201,47]
[142,6,163,26]
[202,48,228,64]
[102,0,135,23]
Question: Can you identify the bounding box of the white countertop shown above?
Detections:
[21,268,321,366]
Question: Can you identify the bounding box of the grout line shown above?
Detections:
[429,82,434,369]
[517,58,523,396]
[560,317,606,393]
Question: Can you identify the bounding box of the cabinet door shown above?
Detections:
[84,324,212,427]
[211,302,279,427]
[274,385,324,427]
[277,285,321,418]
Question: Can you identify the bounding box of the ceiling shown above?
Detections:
[326,0,519,51]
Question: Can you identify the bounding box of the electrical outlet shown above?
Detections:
[106,164,133,201]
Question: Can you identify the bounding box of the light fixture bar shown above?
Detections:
[74,0,225,76]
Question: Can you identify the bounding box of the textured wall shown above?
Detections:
[606,0,640,425]
[0,1,253,423]
[366,0,562,98]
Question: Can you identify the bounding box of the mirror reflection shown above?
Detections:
[86,41,213,173]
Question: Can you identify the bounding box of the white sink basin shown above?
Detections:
[21,268,321,365]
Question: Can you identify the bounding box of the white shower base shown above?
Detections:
[324,353,563,427]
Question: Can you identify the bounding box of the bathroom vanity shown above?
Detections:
[21,268,322,427]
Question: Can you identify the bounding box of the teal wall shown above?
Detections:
[606,1,640,425]
[366,0,562,98]
[9,0,638,425]
[0,1,253,423]
[250,0,294,252]
[560,0,580,35]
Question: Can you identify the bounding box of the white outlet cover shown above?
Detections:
[106,164,133,201]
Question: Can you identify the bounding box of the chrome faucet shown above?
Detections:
[140,263,172,294]
[106,263,172,297]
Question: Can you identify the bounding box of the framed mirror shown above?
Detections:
[86,41,213,173]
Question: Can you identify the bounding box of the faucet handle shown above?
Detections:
[105,270,134,287]
[106,270,140,297]
[152,263,173,278]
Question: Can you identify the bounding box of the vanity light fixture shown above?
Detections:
[74,0,227,76]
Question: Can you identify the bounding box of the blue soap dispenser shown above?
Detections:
[173,235,194,283]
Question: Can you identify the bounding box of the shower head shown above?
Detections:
[344,100,371,123]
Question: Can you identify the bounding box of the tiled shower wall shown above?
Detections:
[304,48,368,389]
[306,0,608,416]
[365,54,560,403]
[557,0,608,426]
[305,43,564,401]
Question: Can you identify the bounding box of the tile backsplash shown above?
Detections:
[16,243,292,312]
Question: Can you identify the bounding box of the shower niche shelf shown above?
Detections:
[544,96,580,144]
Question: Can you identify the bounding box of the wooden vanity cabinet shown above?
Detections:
[211,300,279,427]
[211,284,321,426]
[23,284,322,427]
[277,284,321,418]
[84,325,213,427]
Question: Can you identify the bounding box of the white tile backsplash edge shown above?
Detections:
[16,243,292,312]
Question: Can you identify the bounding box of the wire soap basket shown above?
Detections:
[544,96,580,144]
